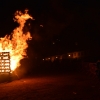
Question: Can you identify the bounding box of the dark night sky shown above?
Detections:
[0,0,100,56]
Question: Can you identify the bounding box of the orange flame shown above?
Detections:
[0,9,33,71]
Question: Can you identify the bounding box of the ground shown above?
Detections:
[0,71,100,100]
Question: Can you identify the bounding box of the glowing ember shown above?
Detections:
[0,9,33,72]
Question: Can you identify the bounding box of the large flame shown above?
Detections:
[0,9,33,71]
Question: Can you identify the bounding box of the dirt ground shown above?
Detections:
[0,72,100,100]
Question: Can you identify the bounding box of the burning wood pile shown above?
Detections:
[0,52,11,73]
[0,9,33,74]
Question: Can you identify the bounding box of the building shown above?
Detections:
[43,51,84,62]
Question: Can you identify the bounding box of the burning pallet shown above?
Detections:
[0,52,11,73]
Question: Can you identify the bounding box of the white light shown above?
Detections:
[56,57,58,58]
[43,59,44,61]
[68,55,71,57]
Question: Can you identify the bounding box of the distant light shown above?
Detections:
[75,42,78,45]
[40,25,43,27]
[53,42,55,44]
[56,57,58,58]
[68,55,71,57]
[48,58,50,60]
[43,59,44,61]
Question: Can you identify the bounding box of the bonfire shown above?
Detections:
[0,9,33,73]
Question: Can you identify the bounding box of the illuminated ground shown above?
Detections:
[0,72,100,100]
